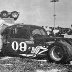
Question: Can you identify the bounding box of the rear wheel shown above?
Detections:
[48,44,67,63]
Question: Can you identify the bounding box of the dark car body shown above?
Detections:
[1,24,72,63]
[1,24,49,58]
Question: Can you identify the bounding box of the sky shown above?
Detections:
[0,0,72,28]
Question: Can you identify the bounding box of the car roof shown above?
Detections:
[2,23,48,36]
[6,23,44,30]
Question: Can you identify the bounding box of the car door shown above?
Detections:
[5,26,34,57]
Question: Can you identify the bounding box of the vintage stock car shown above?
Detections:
[0,24,72,64]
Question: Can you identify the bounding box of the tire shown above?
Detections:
[47,44,67,63]
[1,10,9,18]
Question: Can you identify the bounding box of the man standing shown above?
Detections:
[0,19,9,52]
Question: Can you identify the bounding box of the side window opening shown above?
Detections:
[10,27,30,39]
[32,29,46,36]
[32,29,41,36]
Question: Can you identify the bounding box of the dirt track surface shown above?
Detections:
[0,57,71,72]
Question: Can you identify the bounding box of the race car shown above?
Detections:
[1,24,72,64]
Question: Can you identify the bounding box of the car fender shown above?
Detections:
[58,40,72,58]
[48,39,72,61]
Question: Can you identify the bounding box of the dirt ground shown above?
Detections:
[0,57,71,72]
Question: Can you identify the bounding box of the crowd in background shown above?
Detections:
[42,26,72,37]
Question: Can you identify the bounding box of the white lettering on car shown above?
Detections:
[19,42,27,52]
[12,41,18,51]
[11,41,27,52]
[31,46,48,54]
[31,46,40,54]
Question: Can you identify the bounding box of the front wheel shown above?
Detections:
[48,45,67,63]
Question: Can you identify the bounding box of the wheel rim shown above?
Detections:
[50,46,64,61]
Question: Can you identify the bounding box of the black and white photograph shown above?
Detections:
[0,0,72,72]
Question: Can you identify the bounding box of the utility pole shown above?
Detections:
[51,0,59,29]
[53,2,56,29]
